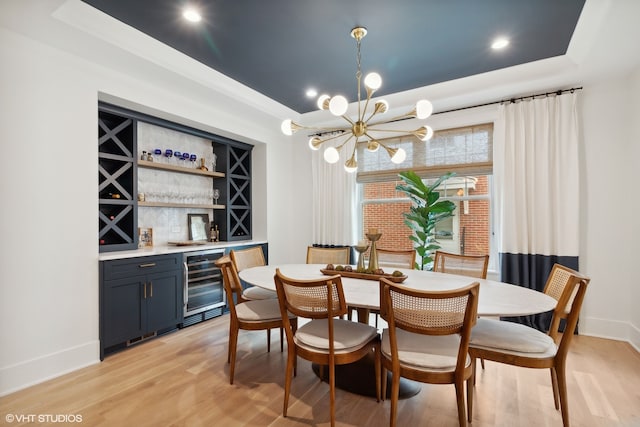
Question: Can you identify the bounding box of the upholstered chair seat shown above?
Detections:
[294,318,379,354]
[470,317,557,357]
[382,328,471,371]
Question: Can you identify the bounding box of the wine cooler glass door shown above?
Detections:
[184,249,225,316]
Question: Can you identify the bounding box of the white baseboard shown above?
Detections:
[627,322,640,353]
[580,316,640,353]
[0,341,100,397]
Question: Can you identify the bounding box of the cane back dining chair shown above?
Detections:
[468,264,590,427]
[274,268,380,427]
[433,250,489,368]
[230,246,277,300]
[379,278,480,427]
[376,248,417,270]
[215,256,296,384]
[305,246,350,265]
[433,251,489,279]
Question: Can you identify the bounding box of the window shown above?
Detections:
[357,123,495,270]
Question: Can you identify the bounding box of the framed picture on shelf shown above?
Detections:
[138,227,153,248]
[188,213,209,241]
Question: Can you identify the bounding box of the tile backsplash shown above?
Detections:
[137,121,219,246]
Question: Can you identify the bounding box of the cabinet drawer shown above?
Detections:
[102,254,181,280]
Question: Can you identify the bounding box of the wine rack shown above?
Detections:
[98,106,137,252]
[214,142,252,241]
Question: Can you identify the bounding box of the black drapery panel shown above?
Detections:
[500,252,579,331]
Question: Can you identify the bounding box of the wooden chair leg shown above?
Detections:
[390,369,400,427]
[374,345,381,402]
[472,357,477,386]
[556,363,571,427]
[480,358,485,369]
[550,366,560,410]
[455,379,468,427]
[266,329,271,352]
[280,327,284,352]
[466,376,473,422]
[329,362,336,427]
[227,323,233,363]
[381,365,387,401]
[282,349,295,417]
[228,326,238,385]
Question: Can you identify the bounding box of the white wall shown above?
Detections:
[0,26,304,395]
[579,69,639,348]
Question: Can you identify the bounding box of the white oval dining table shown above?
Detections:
[239,263,557,399]
[238,264,556,317]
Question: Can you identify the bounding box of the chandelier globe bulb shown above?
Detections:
[344,155,357,173]
[374,100,388,115]
[329,95,348,116]
[390,147,407,164]
[317,94,330,110]
[423,125,434,141]
[364,72,382,91]
[324,146,340,164]
[308,137,322,150]
[367,140,380,152]
[281,119,293,136]
[416,99,433,119]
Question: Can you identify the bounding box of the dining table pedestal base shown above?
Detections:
[311,352,421,399]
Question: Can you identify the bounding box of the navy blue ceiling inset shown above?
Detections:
[81,0,586,114]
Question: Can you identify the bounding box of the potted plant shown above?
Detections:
[396,171,457,270]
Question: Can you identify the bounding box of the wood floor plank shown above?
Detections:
[1,315,639,426]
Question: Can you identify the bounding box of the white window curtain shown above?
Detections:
[494,91,580,330]
[311,149,357,245]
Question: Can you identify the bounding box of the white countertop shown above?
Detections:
[98,239,267,261]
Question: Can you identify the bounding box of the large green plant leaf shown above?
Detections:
[397,171,456,270]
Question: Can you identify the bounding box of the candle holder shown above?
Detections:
[365,233,382,271]
[354,244,369,271]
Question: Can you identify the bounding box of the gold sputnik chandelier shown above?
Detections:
[281,26,434,173]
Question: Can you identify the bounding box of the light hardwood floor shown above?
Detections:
[1,316,639,426]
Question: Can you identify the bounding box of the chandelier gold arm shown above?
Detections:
[363,100,388,123]
[341,114,356,127]
[383,109,420,123]
[312,130,350,146]
[363,134,396,158]
[288,120,351,134]
[335,134,355,151]
[364,126,429,140]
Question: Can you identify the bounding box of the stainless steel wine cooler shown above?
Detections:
[182,248,226,326]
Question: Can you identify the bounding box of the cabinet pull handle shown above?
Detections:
[183,262,189,305]
[143,282,147,299]
[149,282,153,297]
[139,263,156,268]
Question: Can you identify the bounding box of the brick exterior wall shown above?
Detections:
[361,176,490,256]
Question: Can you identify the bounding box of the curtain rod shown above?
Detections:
[434,86,583,116]
[309,87,583,137]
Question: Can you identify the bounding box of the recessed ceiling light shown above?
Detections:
[306,88,318,98]
[183,8,202,23]
[491,37,509,50]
